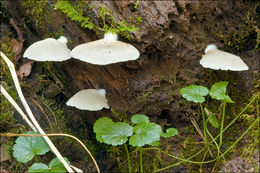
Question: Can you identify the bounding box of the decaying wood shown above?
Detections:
[1,0,259,118]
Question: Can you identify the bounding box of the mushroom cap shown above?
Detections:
[23,37,71,61]
[66,89,110,111]
[71,39,140,65]
[200,44,249,71]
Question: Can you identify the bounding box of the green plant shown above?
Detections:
[215,3,259,51]
[54,1,95,30]
[22,0,51,26]
[179,84,212,156]
[180,81,234,157]
[93,114,178,173]
[54,0,142,40]
[28,157,69,173]
[12,131,68,172]
[155,90,259,172]
[13,131,50,163]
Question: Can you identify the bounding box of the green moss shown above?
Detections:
[48,28,65,40]
[0,34,25,133]
[54,0,142,40]
[215,4,259,51]
[38,95,66,122]
[22,0,51,26]
[138,92,151,103]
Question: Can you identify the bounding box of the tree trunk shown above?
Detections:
[1,0,259,172]
[2,1,258,117]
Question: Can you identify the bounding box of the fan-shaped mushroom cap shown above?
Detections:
[200,44,249,71]
[66,89,110,111]
[71,32,140,65]
[23,36,71,61]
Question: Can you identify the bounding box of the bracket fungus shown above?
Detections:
[200,44,249,71]
[71,32,140,65]
[23,36,71,61]
[66,89,110,111]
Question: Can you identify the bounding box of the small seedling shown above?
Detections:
[180,84,211,155]
[93,114,178,173]
[155,83,259,172]
[179,81,234,157]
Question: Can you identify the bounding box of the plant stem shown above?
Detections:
[165,138,169,150]
[217,93,258,140]
[219,101,226,148]
[155,116,259,172]
[124,143,131,173]
[154,93,259,172]
[206,122,220,158]
[220,116,259,157]
[200,103,212,157]
[139,147,143,173]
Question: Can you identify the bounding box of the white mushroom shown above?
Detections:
[23,36,71,61]
[200,44,249,71]
[71,32,140,65]
[66,89,110,111]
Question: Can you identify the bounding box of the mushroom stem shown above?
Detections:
[204,44,218,53]
[57,36,68,45]
[103,32,118,42]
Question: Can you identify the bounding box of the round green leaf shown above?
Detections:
[179,85,209,103]
[131,114,149,124]
[13,131,50,163]
[209,81,234,103]
[129,122,162,147]
[49,157,70,172]
[101,122,133,146]
[161,128,178,138]
[93,117,114,143]
[93,117,114,134]
[28,163,49,172]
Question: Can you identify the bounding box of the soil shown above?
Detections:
[1,0,259,172]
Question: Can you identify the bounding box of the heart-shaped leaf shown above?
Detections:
[180,85,209,103]
[131,114,149,124]
[161,128,178,138]
[209,81,234,103]
[101,122,133,146]
[13,131,50,163]
[129,122,162,147]
[93,117,114,143]
[28,157,69,173]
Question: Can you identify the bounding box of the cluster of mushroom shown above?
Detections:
[23,32,139,111]
[23,33,249,111]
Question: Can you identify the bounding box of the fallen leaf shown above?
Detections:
[16,60,34,79]
[10,38,21,55]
